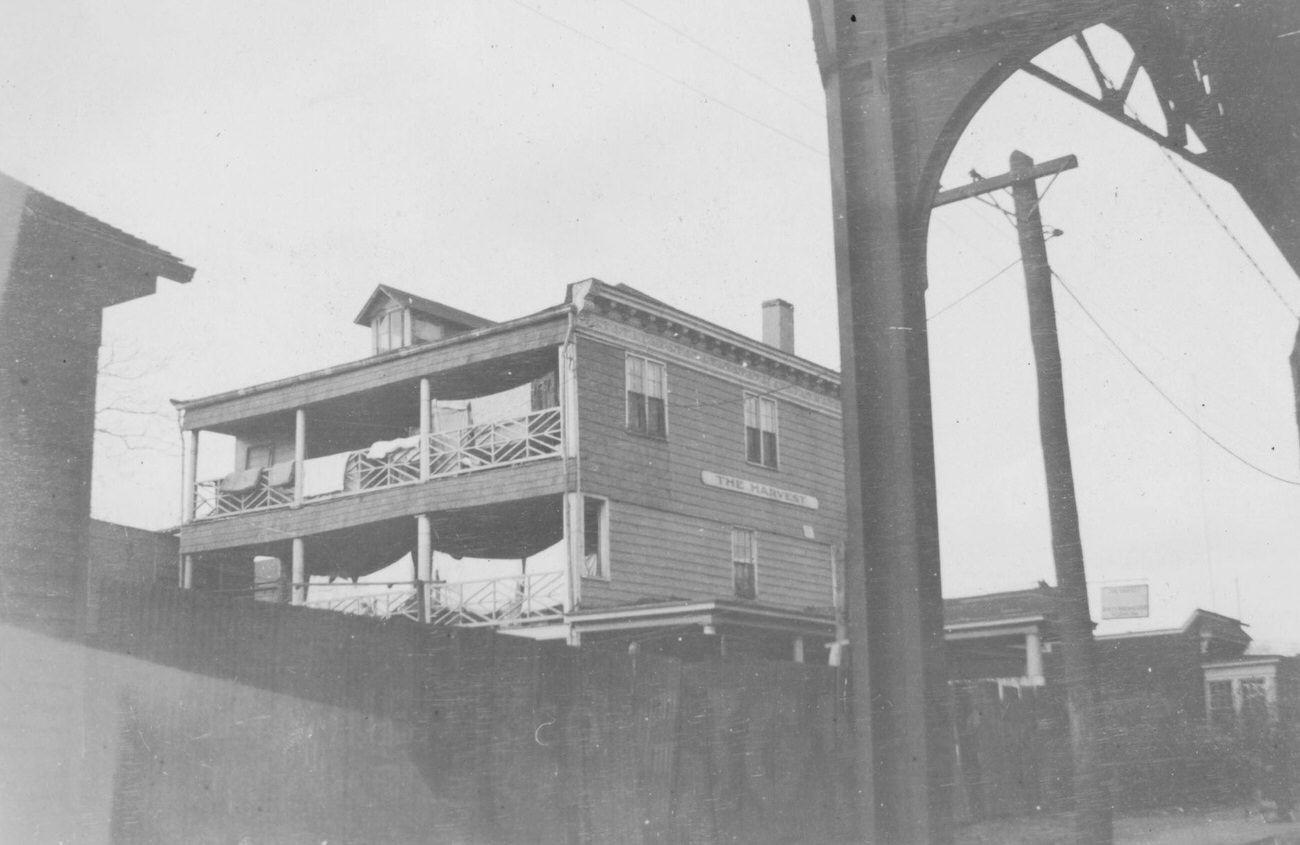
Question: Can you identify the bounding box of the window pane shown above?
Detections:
[644,361,665,399]
[246,445,273,469]
[647,397,665,437]
[762,431,778,468]
[759,398,777,431]
[744,395,757,428]
[626,355,643,388]
[734,562,756,599]
[746,427,762,463]
[628,392,647,433]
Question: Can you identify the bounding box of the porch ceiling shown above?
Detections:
[196,345,559,438]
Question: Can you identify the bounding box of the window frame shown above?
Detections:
[730,526,758,600]
[373,307,408,354]
[743,392,780,469]
[580,495,610,581]
[245,444,276,470]
[625,353,668,439]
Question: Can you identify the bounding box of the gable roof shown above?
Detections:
[944,583,1058,628]
[353,284,496,329]
[1,170,194,286]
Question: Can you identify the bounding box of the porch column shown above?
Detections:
[559,342,578,459]
[415,514,432,581]
[293,408,306,506]
[291,537,305,605]
[181,429,198,523]
[419,377,431,482]
[416,513,432,624]
[1025,629,1044,681]
[564,492,582,612]
[180,554,194,589]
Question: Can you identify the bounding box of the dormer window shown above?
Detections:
[355,285,496,358]
[374,307,408,353]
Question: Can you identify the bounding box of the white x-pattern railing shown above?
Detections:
[427,407,562,479]
[195,475,294,519]
[193,406,563,520]
[426,571,566,628]
[299,584,422,621]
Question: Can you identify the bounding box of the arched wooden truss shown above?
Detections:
[807,2,1300,841]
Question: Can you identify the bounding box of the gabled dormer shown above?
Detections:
[354,284,496,355]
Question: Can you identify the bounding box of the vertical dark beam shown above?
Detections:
[809,3,952,842]
[1010,151,1112,845]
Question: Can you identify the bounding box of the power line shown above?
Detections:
[502,0,825,158]
[613,0,822,116]
[1071,42,1300,321]
[927,257,1023,321]
[1051,269,1300,487]
[1158,150,1300,320]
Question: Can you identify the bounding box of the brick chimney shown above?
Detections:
[762,299,794,354]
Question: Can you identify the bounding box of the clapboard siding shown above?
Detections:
[181,459,565,553]
[184,318,567,430]
[574,332,844,612]
[580,501,834,612]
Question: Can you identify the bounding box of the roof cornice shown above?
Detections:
[579,281,840,395]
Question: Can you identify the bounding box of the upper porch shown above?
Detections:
[176,308,574,527]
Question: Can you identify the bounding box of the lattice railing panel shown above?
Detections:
[426,570,565,628]
[299,585,421,622]
[195,476,294,519]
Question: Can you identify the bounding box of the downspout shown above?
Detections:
[561,303,581,618]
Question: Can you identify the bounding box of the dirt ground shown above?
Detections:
[955,807,1300,845]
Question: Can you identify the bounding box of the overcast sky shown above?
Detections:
[4,2,1298,643]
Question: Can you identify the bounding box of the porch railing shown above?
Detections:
[298,583,422,622]
[426,570,566,628]
[427,407,562,479]
[290,571,566,629]
[192,406,563,520]
[194,474,294,519]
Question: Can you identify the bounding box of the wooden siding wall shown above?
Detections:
[574,333,844,612]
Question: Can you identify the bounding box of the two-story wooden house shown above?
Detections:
[175,280,845,662]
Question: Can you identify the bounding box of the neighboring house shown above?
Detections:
[945,580,1280,731]
[1096,608,1252,721]
[944,582,1058,692]
[174,280,846,662]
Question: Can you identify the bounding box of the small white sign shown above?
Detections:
[700,471,819,510]
[1101,584,1150,619]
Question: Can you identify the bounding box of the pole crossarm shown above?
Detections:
[934,154,1078,207]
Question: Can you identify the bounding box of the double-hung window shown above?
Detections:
[744,393,778,468]
[731,528,757,599]
[626,354,667,438]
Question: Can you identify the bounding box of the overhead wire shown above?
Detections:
[1157,150,1300,320]
[502,0,825,158]
[1050,269,1300,487]
[612,0,822,115]
[1063,40,1300,320]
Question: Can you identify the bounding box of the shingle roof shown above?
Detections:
[353,284,496,328]
[5,171,194,283]
[944,583,1059,626]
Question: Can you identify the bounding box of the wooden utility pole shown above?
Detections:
[936,150,1111,845]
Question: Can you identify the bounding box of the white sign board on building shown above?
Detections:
[1101,583,1150,619]
[700,471,819,510]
